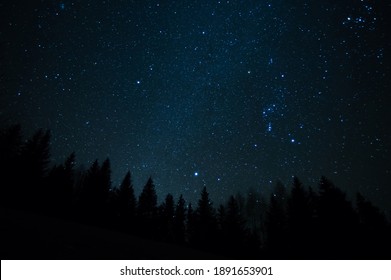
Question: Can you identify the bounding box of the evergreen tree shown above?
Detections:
[78,160,105,220]
[217,204,226,231]
[186,203,196,244]
[222,195,247,257]
[286,176,312,257]
[138,177,158,236]
[98,158,111,205]
[216,204,226,252]
[265,181,287,257]
[44,153,75,216]
[173,195,186,244]
[19,129,51,208]
[316,176,358,258]
[21,129,51,180]
[138,177,158,218]
[115,171,136,231]
[193,187,217,250]
[245,188,266,232]
[159,193,175,241]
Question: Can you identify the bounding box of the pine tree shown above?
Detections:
[286,176,312,257]
[186,203,196,244]
[174,195,186,244]
[117,171,136,229]
[98,158,111,205]
[78,160,100,219]
[193,187,217,250]
[19,129,51,209]
[159,193,175,241]
[265,181,287,257]
[316,176,358,258]
[45,154,75,216]
[138,177,158,218]
[138,177,158,237]
[223,195,247,257]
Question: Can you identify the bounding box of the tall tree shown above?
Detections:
[186,203,196,244]
[98,158,112,203]
[245,188,266,232]
[78,160,103,219]
[316,176,358,258]
[19,129,51,208]
[159,193,175,241]
[117,171,136,221]
[138,177,158,236]
[221,195,247,257]
[138,177,158,218]
[44,153,75,216]
[109,170,136,231]
[286,176,313,257]
[193,187,217,250]
[265,181,287,257]
[173,195,186,244]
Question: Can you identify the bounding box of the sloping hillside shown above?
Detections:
[1,208,218,260]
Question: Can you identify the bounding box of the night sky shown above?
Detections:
[1,0,390,209]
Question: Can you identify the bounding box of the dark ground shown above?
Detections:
[0,208,219,260]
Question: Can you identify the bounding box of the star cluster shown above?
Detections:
[1,0,390,208]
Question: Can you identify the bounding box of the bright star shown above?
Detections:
[267,122,272,132]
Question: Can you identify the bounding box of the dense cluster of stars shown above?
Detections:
[0,0,389,209]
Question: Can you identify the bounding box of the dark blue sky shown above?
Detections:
[1,0,390,208]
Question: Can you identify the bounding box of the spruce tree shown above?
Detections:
[194,187,217,250]
[138,177,158,237]
[117,171,136,226]
[174,195,186,244]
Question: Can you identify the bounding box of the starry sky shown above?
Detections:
[1,0,390,209]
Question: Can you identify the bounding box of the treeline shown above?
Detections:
[1,125,390,259]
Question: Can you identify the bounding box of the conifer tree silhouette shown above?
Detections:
[77,158,111,223]
[3,125,391,260]
[117,171,136,226]
[265,181,287,257]
[316,176,358,258]
[217,204,226,230]
[138,177,158,217]
[193,187,217,250]
[173,194,186,244]
[186,202,196,244]
[245,188,259,231]
[138,177,158,236]
[99,158,112,201]
[19,129,51,209]
[221,195,247,257]
[159,193,175,241]
[78,159,100,219]
[286,176,312,257]
[215,204,226,253]
[44,152,75,216]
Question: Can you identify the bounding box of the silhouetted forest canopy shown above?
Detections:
[1,125,390,259]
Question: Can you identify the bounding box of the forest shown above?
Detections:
[1,124,390,259]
